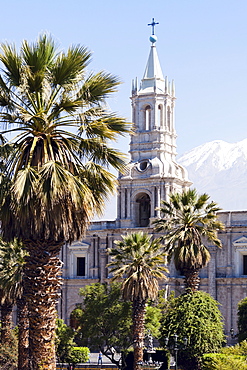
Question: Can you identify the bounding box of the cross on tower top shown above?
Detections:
[148,18,159,35]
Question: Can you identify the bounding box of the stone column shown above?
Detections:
[165,183,170,202]
[117,190,121,219]
[226,233,232,277]
[127,188,131,218]
[226,282,232,335]
[156,186,161,217]
[151,186,155,218]
[208,247,217,299]
[99,235,108,282]
[160,182,165,203]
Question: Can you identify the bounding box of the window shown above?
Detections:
[77,257,86,276]
[243,255,247,275]
[158,104,163,127]
[145,105,151,130]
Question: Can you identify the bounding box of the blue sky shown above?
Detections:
[1,0,247,217]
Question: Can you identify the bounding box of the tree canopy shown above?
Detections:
[0,34,131,370]
[74,282,132,370]
[108,232,167,370]
[237,297,247,342]
[154,189,224,291]
[160,291,225,370]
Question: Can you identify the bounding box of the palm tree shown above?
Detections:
[0,238,28,370]
[108,232,168,370]
[0,34,130,370]
[153,189,225,291]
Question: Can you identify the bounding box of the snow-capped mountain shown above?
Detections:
[178,138,247,211]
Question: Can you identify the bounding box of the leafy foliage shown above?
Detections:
[0,238,27,304]
[0,328,18,369]
[0,33,131,243]
[145,305,162,339]
[66,347,89,365]
[220,340,247,356]
[202,353,247,370]
[202,340,247,369]
[55,319,75,363]
[160,291,225,370]
[108,232,168,302]
[75,282,132,369]
[108,232,168,370]
[0,34,131,369]
[153,189,224,291]
[237,297,247,342]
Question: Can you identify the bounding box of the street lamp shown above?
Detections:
[164,334,188,370]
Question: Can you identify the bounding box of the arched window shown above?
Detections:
[135,193,151,227]
[144,105,151,130]
[158,104,163,127]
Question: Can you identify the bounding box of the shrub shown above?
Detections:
[66,346,90,365]
[160,291,225,370]
[238,297,247,342]
[202,353,247,370]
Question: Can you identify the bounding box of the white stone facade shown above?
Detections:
[59,34,247,343]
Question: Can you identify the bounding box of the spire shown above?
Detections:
[139,18,165,94]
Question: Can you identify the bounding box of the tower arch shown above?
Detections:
[134,192,151,227]
[158,104,163,127]
[142,104,152,131]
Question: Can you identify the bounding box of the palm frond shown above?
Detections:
[153,189,225,275]
[108,232,168,302]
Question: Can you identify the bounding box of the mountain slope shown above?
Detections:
[178,138,247,211]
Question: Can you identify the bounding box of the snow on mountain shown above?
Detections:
[178,138,247,211]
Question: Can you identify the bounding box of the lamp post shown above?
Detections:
[164,334,188,370]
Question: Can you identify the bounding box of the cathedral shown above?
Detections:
[59,25,247,342]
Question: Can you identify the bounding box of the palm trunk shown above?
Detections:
[23,239,63,370]
[183,268,200,292]
[17,296,29,370]
[0,300,13,345]
[132,299,146,370]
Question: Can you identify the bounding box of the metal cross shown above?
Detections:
[148,18,159,35]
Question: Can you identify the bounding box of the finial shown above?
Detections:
[148,18,159,44]
[172,80,175,97]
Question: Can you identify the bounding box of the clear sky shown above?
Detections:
[1,0,247,218]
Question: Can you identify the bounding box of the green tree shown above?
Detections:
[0,238,28,370]
[145,305,162,339]
[75,282,132,370]
[55,319,75,364]
[66,347,89,368]
[0,327,18,370]
[237,297,247,342]
[160,290,225,370]
[153,189,224,291]
[108,232,168,370]
[0,35,130,370]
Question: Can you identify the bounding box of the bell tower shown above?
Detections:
[117,20,191,229]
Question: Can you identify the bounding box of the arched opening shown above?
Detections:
[144,105,151,130]
[135,193,151,227]
[158,104,163,127]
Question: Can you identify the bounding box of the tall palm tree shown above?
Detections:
[0,34,130,370]
[153,189,225,291]
[0,238,28,370]
[108,232,168,370]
